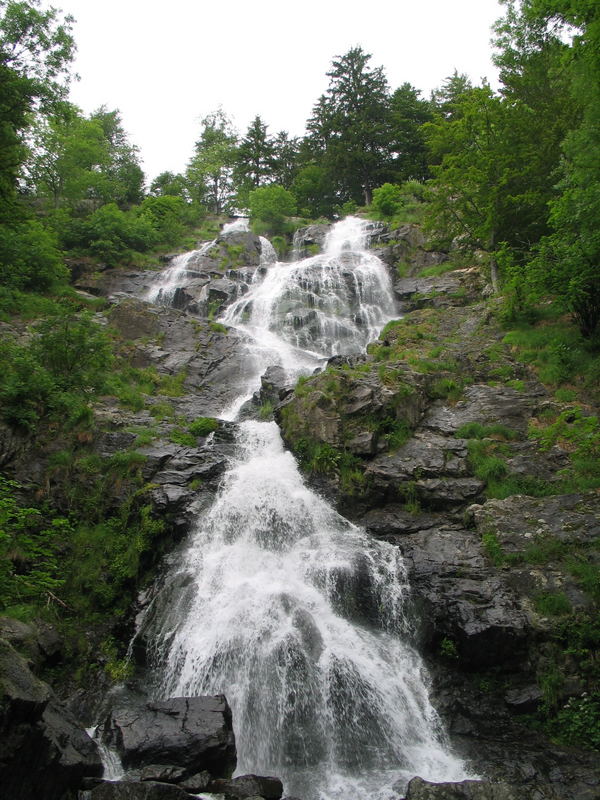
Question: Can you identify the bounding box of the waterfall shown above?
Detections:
[260,235,278,265]
[137,218,469,799]
[222,217,250,234]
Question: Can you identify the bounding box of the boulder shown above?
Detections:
[397,527,529,667]
[208,773,284,799]
[103,695,236,779]
[0,638,102,800]
[292,224,331,257]
[403,776,562,800]
[88,782,192,800]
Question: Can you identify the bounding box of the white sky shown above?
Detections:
[59,0,505,181]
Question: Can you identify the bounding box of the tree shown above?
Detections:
[186,109,237,213]
[150,171,189,199]
[25,103,110,209]
[0,0,75,204]
[270,131,300,189]
[389,83,432,182]
[516,0,600,336]
[248,184,296,235]
[90,106,144,206]
[424,84,508,266]
[306,47,393,206]
[0,1,75,290]
[233,114,275,205]
[291,164,337,219]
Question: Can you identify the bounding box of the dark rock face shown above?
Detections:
[398,527,529,667]
[0,638,102,800]
[292,223,331,257]
[88,782,192,800]
[402,776,562,800]
[208,773,284,799]
[103,695,236,779]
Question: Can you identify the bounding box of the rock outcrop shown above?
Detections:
[0,636,102,800]
[102,695,237,778]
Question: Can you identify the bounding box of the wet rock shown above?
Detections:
[103,695,236,779]
[0,638,102,800]
[366,433,469,482]
[260,366,294,405]
[402,776,562,800]
[292,224,331,257]
[397,528,529,667]
[208,773,284,799]
[422,385,543,438]
[88,782,192,799]
[0,419,28,467]
[504,685,543,713]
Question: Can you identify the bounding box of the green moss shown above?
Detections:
[169,428,197,447]
[535,591,572,617]
[188,416,219,436]
[455,422,519,441]
[482,531,506,566]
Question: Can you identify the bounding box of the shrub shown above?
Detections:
[32,310,113,391]
[188,416,218,436]
[0,339,56,430]
[62,203,157,265]
[0,219,68,291]
[249,185,296,235]
[139,195,188,245]
[372,183,405,218]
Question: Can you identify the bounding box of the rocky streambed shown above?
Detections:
[1,222,599,800]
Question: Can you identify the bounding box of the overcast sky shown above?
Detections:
[60,0,505,181]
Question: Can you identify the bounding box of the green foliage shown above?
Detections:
[0,476,68,612]
[62,203,157,265]
[209,321,228,334]
[534,591,571,617]
[428,377,464,403]
[550,693,600,751]
[531,407,600,492]
[249,184,296,234]
[32,309,113,390]
[0,218,68,290]
[371,183,406,218]
[188,416,218,437]
[169,428,196,448]
[481,531,506,567]
[440,637,459,660]
[139,195,188,245]
[0,337,55,429]
[455,422,519,441]
[259,401,274,420]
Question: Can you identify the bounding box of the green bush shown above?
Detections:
[0,339,56,429]
[62,203,157,265]
[188,416,218,436]
[0,477,68,613]
[0,219,68,291]
[249,185,296,235]
[139,195,188,245]
[32,310,113,391]
[372,183,405,218]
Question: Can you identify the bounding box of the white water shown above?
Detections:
[217,216,397,418]
[137,217,469,799]
[147,241,214,305]
[86,726,125,780]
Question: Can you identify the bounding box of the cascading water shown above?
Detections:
[147,241,214,305]
[136,218,469,799]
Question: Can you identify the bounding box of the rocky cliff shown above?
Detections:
[0,222,598,800]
